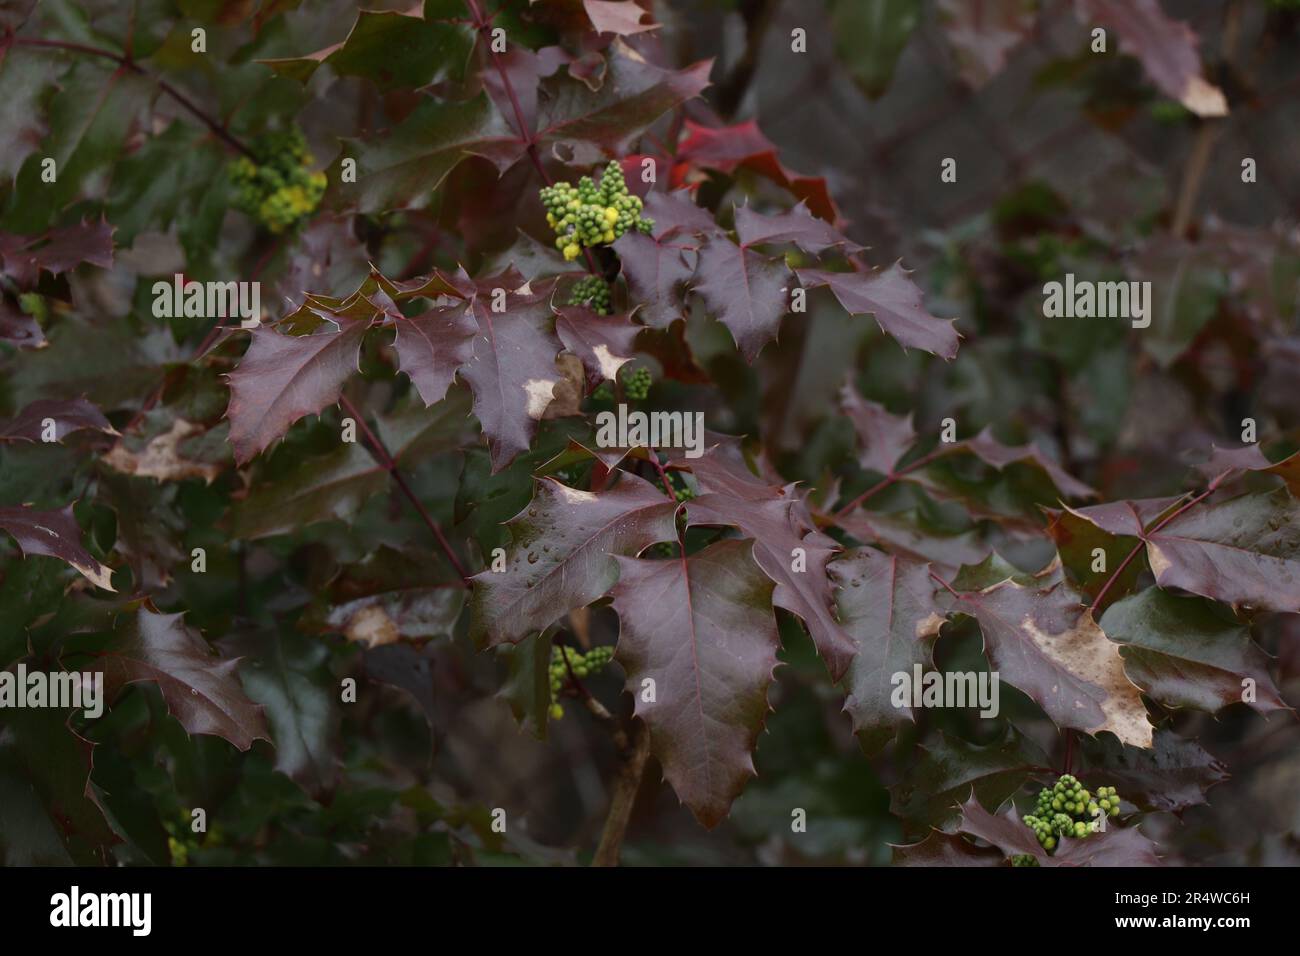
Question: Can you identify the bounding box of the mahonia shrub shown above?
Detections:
[0,0,1296,868]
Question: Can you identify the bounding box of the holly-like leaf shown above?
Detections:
[675,120,837,222]
[838,381,916,475]
[0,503,114,591]
[1074,0,1227,117]
[584,0,658,35]
[80,609,270,751]
[687,495,856,680]
[829,548,944,751]
[469,474,677,647]
[938,0,1035,88]
[890,729,1047,828]
[346,93,518,213]
[533,40,711,166]
[1051,824,1162,866]
[614,228,698,329]
[953,795,1047,863]
[1078,730,1228,813]
[459,289,566,472]
[393,301,477,406]
[224,320,368,465]
[891,830,1004,866]
[610,539,779,828]
[554,305,640,384]
[0,397,116,444]
[797,264,960,360]
[695,233,791,361]
[734,203,858,256]
[945,577,1154,748]
[1101,587,1287,714]
[226,630,340,798]
[261,7,472,92]
[1073,489,1300,613]
[0,218,114,288]
[932,428,1096,501]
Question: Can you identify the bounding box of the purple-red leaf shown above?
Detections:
[224,320,367,464]
[696,235,791,361]
[460,290,566,472]
[0,219,114,287]
[1072,489,1300,613]
[838,380,917,475]
[687,494,856,680]
[393,302,477,406]
[555,305,640,384]
[611,539,779,828]
[584,0,659,35]
[1074,0,1226,117]
[945,578,1154,748]
[829,549,945,750]
[734,203,859,255]
[0,397,116,444]
[0,503,114,591]
[90,609,269,751]
[797,263,960,359]
[469,475,677,647]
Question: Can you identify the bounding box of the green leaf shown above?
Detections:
[345,93,517,214]
[231,630,340,798]
[890,729,1046,829]
[261,8,472,92]
[0,708,115,861]
[1101,587,1287,713]
[827,0,921,99]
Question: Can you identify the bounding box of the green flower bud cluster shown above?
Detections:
[1010,854,1039,867]
[548,644,615,720]
[228,127,327,234]
[623,366,652,401]
[540,161,653,261]
[568,275,612,314]
[591,364,653,402]
[1021,774,1122,856]
[669,471,695,502]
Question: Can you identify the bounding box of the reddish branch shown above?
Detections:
[338,394,472,586]
[15,32,479,590]
[832,447,946,520]
[7,36,256,159]
[462,0,602,276]
[1086,468,1234,617]
[461,0,658,864]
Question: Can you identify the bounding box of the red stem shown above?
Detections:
[9,36,256,159]
[834,447,945,520]
[339,394,472,585]
[1086,469,1233,617]
[461,0,602,277]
